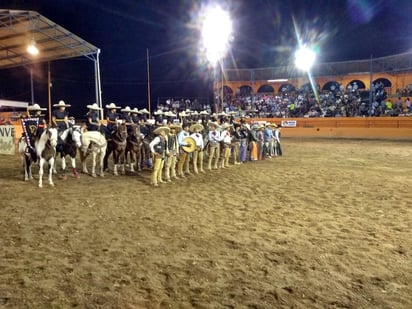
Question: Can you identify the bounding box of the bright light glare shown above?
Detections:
[201,5,232,64]
[295,45,316,71]
[27,42,39,55]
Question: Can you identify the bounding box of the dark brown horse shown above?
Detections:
[125,124,143,172]
[104,123,128,175]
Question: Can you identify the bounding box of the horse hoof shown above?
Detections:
[91,173,97,178]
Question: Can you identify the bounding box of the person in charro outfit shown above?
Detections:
[238,123,249,163]
[231,122,241,165]
[131,108,140,124]
[27,103,48,137]
[52,100,71,133]
[176,122,191,177]
[86,103,103,132]
[105,102,121,139]
[190,123,205,174]
[219,122,232,168]
[120,106,133,135]
[207,121,221,170]
[164,124,181,182]
[149,125,170,187]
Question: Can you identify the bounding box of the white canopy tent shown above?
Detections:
[0,9,103,118]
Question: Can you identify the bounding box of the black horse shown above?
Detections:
[104,123,128,175]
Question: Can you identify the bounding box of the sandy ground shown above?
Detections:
[0,138,411,308]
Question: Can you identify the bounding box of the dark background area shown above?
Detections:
[1,0,411,118]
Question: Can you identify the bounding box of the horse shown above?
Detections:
[125,124,143,172]
[104,123,128,176]
[141,128,154,169]
[79,130,107,177]
[55,126,82,179]
[18,136,37,182]
[18,127,59,187]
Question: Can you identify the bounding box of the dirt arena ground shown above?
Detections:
[0,138,411,308]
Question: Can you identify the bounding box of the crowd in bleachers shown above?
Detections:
[159,82,412,118]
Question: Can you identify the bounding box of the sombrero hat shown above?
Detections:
[164,111,176,117]
[121,106,132,113]
[153,126,170,135]
[199,110,209,115]
[153,109,164,115]
[139,108,150,114]
[266,122,278,128]
[220,122,233,130]
[179,110,191,117]
[208,121,220,129]
[53,100,71,107]
[27,103,46,111]
[105,102,121,109]
[169,124,182,132]
[190,123,204,132]
[86,103,102,110]
[182,136,196,153]
[131,107,139,113]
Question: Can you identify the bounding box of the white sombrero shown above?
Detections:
[105,102,121,109]
[220,122,233,130]
[190,123,204,132]
[199,110,209,115]
[139,108,150,114]
[153,126,170,135]
[121,106,132,113]
[131,107,139,113]
[27,103,47,111]
[153,109,164,115]
[53,100,71,107]
[164,111,176,117]
[179,110,190,117]
[86,103,102,110]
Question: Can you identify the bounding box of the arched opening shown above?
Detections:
[322,81,341,92]
[278,83,296,93]
[373,78,392,88]
[257,84,275,94]
[236,85,253,96]
[346,80,366,90]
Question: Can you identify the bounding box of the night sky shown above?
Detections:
[1,0,412,118]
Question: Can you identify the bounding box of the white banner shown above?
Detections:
[281,120,297,127]
[0,125,15,155]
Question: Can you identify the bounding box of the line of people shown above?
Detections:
[147,120,282,187]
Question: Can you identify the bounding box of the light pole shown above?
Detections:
[294,44,318,102]
[201,4,232,113]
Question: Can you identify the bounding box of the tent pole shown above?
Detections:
[95,49,103,120]
[147,48,151,116]
[48,62,52,125]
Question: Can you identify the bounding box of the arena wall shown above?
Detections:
[251,117,412,140]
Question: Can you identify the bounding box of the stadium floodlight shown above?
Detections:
[201,5,232,64]
[294,45,316,72]
[27,39,39,56]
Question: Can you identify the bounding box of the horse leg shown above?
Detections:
[120,150,126,175]
[48,157,55,186]
[38,158,44,188]
[80,149,89,174]
[99,147,106,177]
[71,156,80,178]
[59,155,67,180]
[113,151,119,176]
[130,150,136,172]
[90,152,97,177]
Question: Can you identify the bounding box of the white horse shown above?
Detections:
[79,130,107,177]
[54,126,82,178]
[36,127,58,187]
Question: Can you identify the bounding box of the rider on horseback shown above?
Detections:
[105,102,121,140]
[52,100,71,145]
